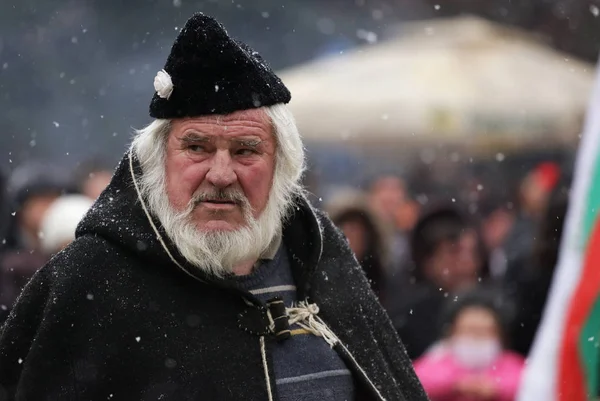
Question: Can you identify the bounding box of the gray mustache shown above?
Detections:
[191,189,248,206]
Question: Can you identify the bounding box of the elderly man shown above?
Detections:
[0,13,427,401]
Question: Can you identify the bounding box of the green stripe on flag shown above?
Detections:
[580,133,600,397]
[579,296,600,398]
[584,156,600,243]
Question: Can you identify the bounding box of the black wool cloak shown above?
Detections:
[0,152,428,401]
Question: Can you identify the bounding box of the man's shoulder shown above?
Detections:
[43,234,136,285]
[309,208,367,283]
[311,207,347,246]
[53,233,127,262]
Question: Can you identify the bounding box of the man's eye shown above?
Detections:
[189,145,205,152]
[236,148,257,156]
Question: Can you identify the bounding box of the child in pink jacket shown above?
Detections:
[414,289,525,401]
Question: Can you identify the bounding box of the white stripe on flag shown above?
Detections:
[517,59,600,401]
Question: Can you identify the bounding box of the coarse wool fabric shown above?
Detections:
[0,153,428,401]
[149,12,291,119]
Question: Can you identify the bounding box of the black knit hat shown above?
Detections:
[149,13,291,119]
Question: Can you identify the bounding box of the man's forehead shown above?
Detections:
[172,109,271,133]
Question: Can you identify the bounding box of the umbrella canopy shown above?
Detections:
[279,16,594,152]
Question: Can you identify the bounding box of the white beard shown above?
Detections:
[156,185,284,277]
[133,106,305,277]
[137,154,291,278]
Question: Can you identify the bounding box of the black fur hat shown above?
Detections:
[149,13,291,119]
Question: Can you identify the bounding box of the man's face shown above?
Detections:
[83,171,112,200]
[425,230,481,292]
[21,193,60,243]
[520,174,549,218]
[369,176,406,222]
[164,109,276,232]
[339,219,367,260]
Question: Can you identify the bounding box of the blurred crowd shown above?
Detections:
[0,160,112,322]
[0,155,569,401]
[323,161,569,400]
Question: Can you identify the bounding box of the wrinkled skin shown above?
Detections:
[165,109,276,232]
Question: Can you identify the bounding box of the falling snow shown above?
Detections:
[591,5,599,16]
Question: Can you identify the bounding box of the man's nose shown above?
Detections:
[205,150,237,188]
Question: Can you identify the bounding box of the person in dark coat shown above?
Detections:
[0,168,8,252]
[509,173,571,357]
[0,162,73,323]
[73,157,114,200]
[389,204,489,360]
[0,13,427,401]
[502,162,560,290]
[326,190,391,305]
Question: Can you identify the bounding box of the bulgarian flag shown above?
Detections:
[517,60,600,401]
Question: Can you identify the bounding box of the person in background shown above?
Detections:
[502,162,560,288]
[410,205,488,294]
[74,158,113,200]
[414,289,524,401]
[0,168,8,252]
[510,172,571,356]
[367,175,406,225]
[39,195,94,256]
[479,196,516,280]
[0,162,74,322]
[3,162,74,253]
[368,175,419,287]
[326,190,390,304]
[394,195,420,235]
[389,204,489,359]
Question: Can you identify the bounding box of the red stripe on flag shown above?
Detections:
[558,219,600,400]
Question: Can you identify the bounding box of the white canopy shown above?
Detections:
[279,16,594,151]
